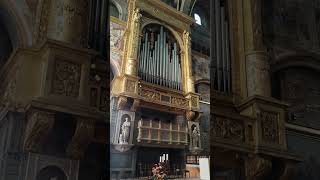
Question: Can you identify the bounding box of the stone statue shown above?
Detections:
[191,126,200,148]
[120,117,131,144]
[119,133,124,144]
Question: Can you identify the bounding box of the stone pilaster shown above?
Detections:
[124,8,142,76]
[243,0,271,97]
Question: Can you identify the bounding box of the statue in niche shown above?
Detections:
[119,115,131,144]
[191,125,200,148]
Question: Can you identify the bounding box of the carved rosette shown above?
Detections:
[24,110,55,152]
[52,60,81,97]
[66,118,95,159]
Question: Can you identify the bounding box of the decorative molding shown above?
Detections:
[212,116,244,142]
[130,99,140,111]
[117,96,127,110]
[24,110,55,152]
[245,155,272,180]
[66,118,94,159]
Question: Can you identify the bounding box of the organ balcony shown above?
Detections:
[111,0,201,119]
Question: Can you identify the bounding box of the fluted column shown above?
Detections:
[243,0,271,97]
[124,8,142,76]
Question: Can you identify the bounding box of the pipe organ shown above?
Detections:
[138,25,182,90]
[213,0,231,93]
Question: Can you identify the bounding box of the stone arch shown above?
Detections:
[140,21,184,51]
[271,53,320,100]
[110,0,123,20]
[271,53,320,73]
[0,0,33,48]
[36,166,68,180]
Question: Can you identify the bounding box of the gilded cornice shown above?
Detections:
[110,16,127,27]
[134,0,194,32]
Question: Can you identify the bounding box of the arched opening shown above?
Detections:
[110,2,120,18]
[138,24,182,90]
[36,166,67,180]
[271,56,320,128]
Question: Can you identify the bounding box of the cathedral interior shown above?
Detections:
[0,0,319,180]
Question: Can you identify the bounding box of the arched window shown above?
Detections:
[110,2,120,18]
[194,13,202,25]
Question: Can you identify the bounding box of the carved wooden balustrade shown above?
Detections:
[137,118,188,145]
[138,81,198,112]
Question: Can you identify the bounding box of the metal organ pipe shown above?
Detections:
[138,25,182,90]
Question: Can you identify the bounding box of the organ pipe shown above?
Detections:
[138,25,182,90]
[213,0,231,93]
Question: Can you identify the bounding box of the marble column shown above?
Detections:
[243,0,271,97]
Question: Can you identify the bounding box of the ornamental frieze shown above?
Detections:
[171,97,188,107]
[212,116,244,142]
[140,89,161,102]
